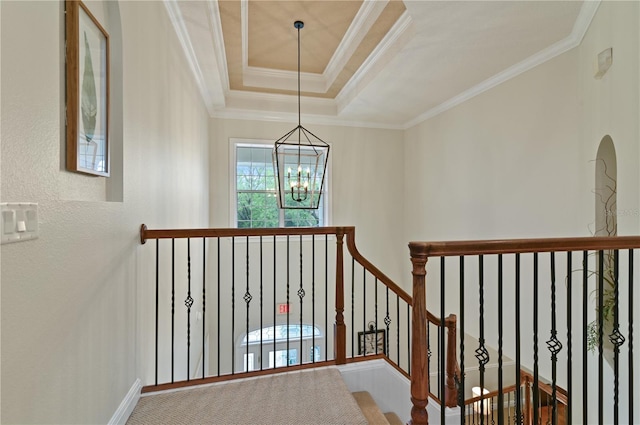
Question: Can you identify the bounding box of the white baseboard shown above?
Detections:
[108,378,142,425]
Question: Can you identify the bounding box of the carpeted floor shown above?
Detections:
[127,368,369,425]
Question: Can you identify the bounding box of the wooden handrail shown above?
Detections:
[463,371,568,406]
[344,228,412,304]
[345,227,459,408]
[344,228,456,327]
[140,224,460,412]
[409,235,640,257]
[140,224,350,243]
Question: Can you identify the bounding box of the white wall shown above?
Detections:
[403,1,639,422]
[0,1,209,423]
[210,118,408,287]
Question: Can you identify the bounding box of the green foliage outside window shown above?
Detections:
[236,145,324,228]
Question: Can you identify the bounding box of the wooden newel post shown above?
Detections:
[335,228,346,365]
[409,243,429,425]
[445,314,458,408]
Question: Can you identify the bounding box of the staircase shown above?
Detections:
[353,391,403,425]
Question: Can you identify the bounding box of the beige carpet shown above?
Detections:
[127,368,368,425]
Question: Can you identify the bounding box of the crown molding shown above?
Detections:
[323,0,389,90]
[207,0,230,93]
[336,11,413,114]
[403,0,601,129]
[212,92,404,130]
[163,0,221,115]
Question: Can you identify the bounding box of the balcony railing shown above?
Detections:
[409,235,640,425]
[139,224,458,409]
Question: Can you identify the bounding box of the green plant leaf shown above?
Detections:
[81,31,97,142]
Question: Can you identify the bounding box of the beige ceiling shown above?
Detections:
[166,0,593,128]
[218,0,406,98]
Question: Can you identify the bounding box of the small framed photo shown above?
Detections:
[358,327,386,355]
[65,0,110,176]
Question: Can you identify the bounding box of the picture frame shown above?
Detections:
[65,0,110,176]
[358,327,386,355]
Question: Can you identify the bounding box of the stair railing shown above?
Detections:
[462,369,568,424]
[409,235,640,425]
[139,224,459,408]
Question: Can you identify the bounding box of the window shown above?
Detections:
[234,143,327,228]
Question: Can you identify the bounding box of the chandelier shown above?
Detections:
[273,21,330,210]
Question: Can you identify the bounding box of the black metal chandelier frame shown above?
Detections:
[273,21,330,210]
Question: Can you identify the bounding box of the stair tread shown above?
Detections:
[352,391,390,425]
[383,411,403,425]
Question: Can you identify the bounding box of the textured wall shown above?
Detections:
[0,1,209,423]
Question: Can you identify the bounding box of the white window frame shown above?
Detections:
[230,138,331,228]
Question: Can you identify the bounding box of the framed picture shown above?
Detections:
[65,0,110,176]
[358,327,386,355]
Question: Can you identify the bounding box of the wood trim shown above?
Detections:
[463,370,568,408]
[139,224,351,244]
[65,1,79,171]
[344,228,412,304]
[410,236,640,257]
[141,360,337,393]
[344,228,452,328]
[409,250,429,424]
[65,0,110,177]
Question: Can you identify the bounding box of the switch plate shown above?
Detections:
[1,203,39,244]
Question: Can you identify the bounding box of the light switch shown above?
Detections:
[2,210,15,235]
[1,203,38,244]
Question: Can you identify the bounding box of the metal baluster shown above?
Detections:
[396,294,400,368]
[498,254,504,425]
[629,249,634,425]
[259,236,263,370]
[582,250,588,422]
[476,255,489,425]
[351,257,355,358]
[427,322,431,394]
[217,238,220,376]
[311,235,315,363]
[546,252,562,425]
[231,237,235,374]
[242,236,253,372]
[533,253,539,425]
[186,238,193,380]
[441,256,446,425]
[610,250,624,425]
[598,250,604,424]
[286,235,290,367]
[244,236,251,373]
[407,303,411,373]
[202,237,206,379]
[363,265,366,355]
[460,256,466,423]
[375,277,378,355]
[566,252,572,424]
[515,253,522,424]
[171,238,175,383]
[155,239,159,386]
[385,287,390,357]
[325,235,328,361]
[273,235,277,366]
[299,235,304,364]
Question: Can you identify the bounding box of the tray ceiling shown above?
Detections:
[165,0,595,128]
